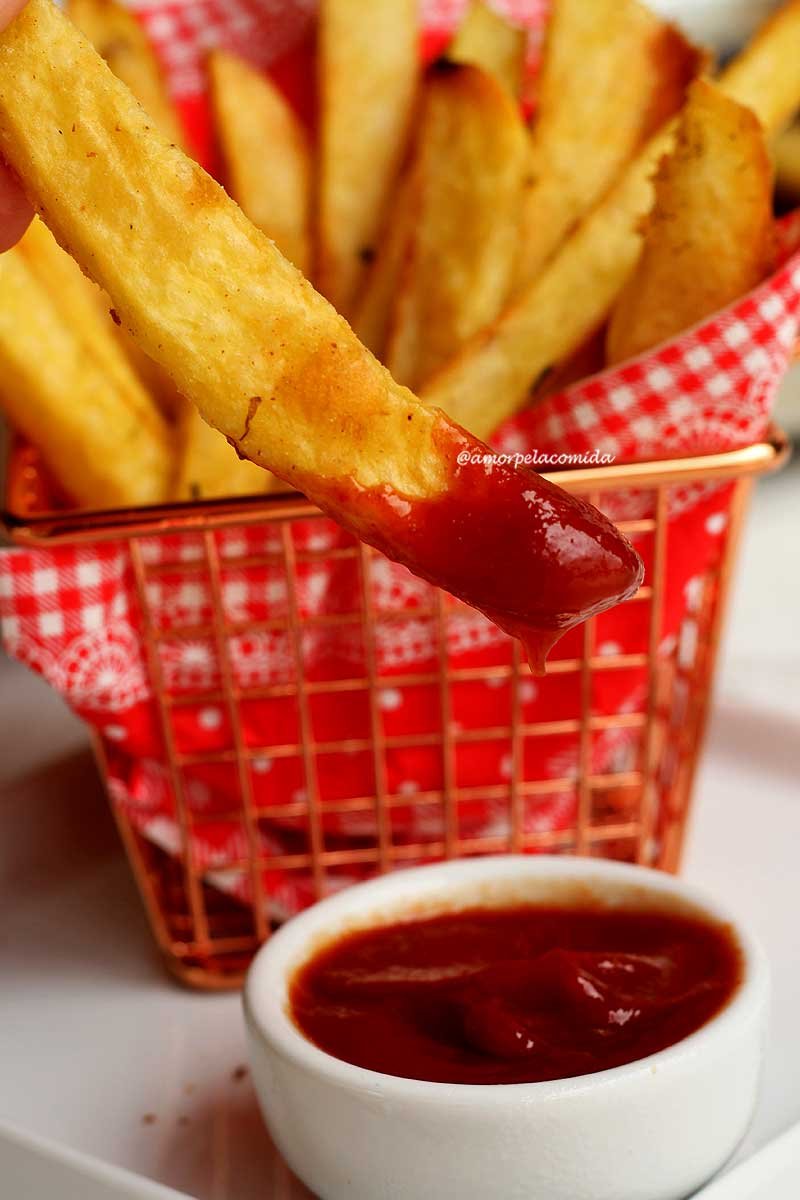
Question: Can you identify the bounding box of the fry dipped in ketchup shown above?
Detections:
[304,419,643,673]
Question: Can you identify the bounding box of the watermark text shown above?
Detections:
[457,449,616,468]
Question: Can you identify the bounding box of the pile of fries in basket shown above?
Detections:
[0,0,798,509]
[0,0,799,665]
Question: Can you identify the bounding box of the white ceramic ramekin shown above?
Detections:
[244,856,769,1200]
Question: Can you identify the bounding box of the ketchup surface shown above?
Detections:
[290,904,741,1085]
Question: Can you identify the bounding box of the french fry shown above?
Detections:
[18,216,166,420]
[209,49,311,275]
[607,81,774,367]
[67,0,184,148]
[351,166,419,360]
[66,0,188,424]
[316,0,418,316]
[448,0,527,100]
[719,0,800,137]
[514,0,701,291]
[775,122,800,200]
[66,15,279,485]
[531,328,607,404]
[113,325,185,421]
[203,51,309,496]
[26,211,184,425]
[420,125,675,440]
[386,61,528,390]
[0,0,643,664]
[174,404,278,501]
[0,247,173,510]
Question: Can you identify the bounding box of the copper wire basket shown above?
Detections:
[2,430,788,988]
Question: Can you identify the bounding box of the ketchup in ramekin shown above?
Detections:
[290,904,741,1085]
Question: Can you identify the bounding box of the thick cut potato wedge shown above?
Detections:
[420,125,675,440]
[174,403,277,501]
[19,216,164,420]
[607,81,774,366]
[69,9,286,479]
[514,0,701,291]
[719,0,800,137]
[386,61,528,390]
[351,165,419,360]
[113,324,185,420]
[209,49,311,275]
[68,0,184,148]
[316,0,418,316]
[0,0,643,663]
[448,0,527,99]
[67,0,186,422]
[0,247,172,509]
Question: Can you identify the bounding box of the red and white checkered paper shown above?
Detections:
[2,1,799,919]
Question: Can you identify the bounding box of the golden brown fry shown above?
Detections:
[775,122,800,199]
[23,213,182,433]
[448,0,527,99]
[719,0,800,136]
[25,213,183,432]
[351,165,419,360]
[0,247,173,510]
[112,325,185,421]
[68,0,184,147]
[18,216,165,419]
[420,126,675,440]
[67,0,187,422]
[316,0,418,316]
[514,0,701,291]
[385,61,527,390]
[607,81,774,366]
[174,403,278,501]
[209,49,311,274]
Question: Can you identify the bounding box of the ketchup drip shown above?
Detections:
[291,905,741,1086]
[303,421,644,673]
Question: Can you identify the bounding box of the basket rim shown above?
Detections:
[1,425,789,548]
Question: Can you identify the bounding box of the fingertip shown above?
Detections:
[0,160,33,252]
[0,204,33,251]
[0,0,28,30]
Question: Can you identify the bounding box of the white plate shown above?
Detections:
[0,1122,190,1200]
[696,1120,800,1198]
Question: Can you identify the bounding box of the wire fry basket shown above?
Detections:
[2,431,788,988]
